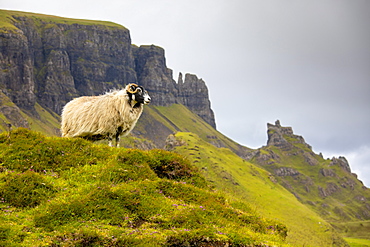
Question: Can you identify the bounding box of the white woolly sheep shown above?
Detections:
[61,83,151,147]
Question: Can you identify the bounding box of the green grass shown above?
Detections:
[135,104,248,155]
[333,221,370,239]
[0,9,125,33]
[0,128,288,246]
[171,132,348,247]
[345,238,370,247]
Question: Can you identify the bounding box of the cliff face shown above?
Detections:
[0,13,135,117]
[133,45,216,128]
[177,73,215,129]
[0,10,216,129]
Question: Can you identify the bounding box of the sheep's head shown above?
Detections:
[126,83,151,105]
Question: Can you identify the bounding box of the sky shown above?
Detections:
[2,0,370,187]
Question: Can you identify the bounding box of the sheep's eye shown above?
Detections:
[137,88,142,93]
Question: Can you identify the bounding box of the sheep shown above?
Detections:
[61,83,151,147]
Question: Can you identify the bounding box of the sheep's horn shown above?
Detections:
[127,83,139,94]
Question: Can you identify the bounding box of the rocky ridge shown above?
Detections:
[250,120,370,222]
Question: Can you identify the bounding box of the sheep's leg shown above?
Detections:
[108,135,113,147]
[115,127,123,148]
[116,135,120,148]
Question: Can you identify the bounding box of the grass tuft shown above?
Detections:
[0,171,55,208]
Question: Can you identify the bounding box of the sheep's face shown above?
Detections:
[127,84,151,105]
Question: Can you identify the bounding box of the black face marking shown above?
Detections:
[128,85,150,106]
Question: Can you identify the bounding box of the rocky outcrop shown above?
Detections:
[330,156,351,173]
[318,183,341,198]
[133,45,177,106]
[267,120,312,151]
[133,45,216,128]
[0,10,216,129]
[274,167,300,177]
[177,73,216,128]
[320,168,338,177]
[252,149,280,166]
[164,134,186,151]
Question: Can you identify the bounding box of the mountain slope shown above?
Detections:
[249,120,370,238]
[0,91,60,136]
[167,131,347,246]
[133,104,250,155]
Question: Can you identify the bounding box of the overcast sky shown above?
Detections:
[2,0,370,186]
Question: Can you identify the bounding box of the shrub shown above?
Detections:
[147,149,193,179]
[147,149,207,188]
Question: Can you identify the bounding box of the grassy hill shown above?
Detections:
[0,128,288,246]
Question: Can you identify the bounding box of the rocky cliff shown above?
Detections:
[0,10,216,130]
[250,120,370,222]
[133,45,216,128]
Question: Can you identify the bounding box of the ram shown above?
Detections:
[61,83,151,147]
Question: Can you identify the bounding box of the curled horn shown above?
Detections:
[127,83,139,94]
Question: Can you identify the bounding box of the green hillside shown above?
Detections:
[168,132,347,247]
[0,91,60,136]
[134,104,251,157]
[251,144,370,223]
[0,128,288,246]
[248,121,370,243]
